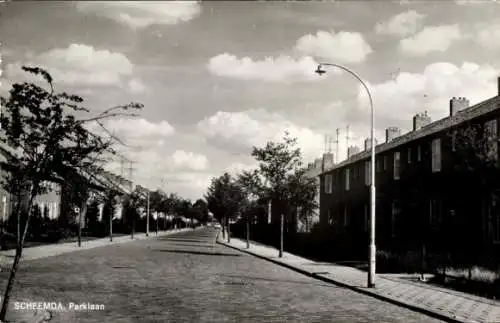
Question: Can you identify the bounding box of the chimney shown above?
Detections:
[322,152,334,168]
[314,158,322,170]
[364,137,378,151]
[449,97,470,116]
[413,111,431,131]
[385,127,401,143]
[347,146,360,158]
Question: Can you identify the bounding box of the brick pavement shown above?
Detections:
[0,228,194,323]
[3,227,447,322]
[219,237,500,323]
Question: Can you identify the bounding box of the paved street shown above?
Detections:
[3,227,445,323]
[220,237,500,323]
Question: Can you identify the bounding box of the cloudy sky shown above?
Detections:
[1,0,500,200]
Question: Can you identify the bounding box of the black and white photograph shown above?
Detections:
[1,0,500,322]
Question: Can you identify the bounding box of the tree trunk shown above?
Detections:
[78,197,88,248]
[109,207,113,242]
[131,212,135,239]
[227,217,231,243]
[156,214,159,236]
[221,217,226,240]
[15,190,21,246]
[246,215,250,249]
[279,213,284,258]
[420,243,426,281]
[0,184,37,321]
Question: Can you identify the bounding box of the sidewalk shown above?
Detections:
[219,237,500,323]
[0,228,193,265]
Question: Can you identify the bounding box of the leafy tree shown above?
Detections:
[205,172,246,239]
[192,198,209,223]
[0,66,142,319]
[148,189,165,232]
[286,168,319,232]
[85,200,100,233]
[122,186,144,237]
[250,132,303,232]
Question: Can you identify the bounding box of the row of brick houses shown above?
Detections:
[318,78,500,256]
[0,142,134,226]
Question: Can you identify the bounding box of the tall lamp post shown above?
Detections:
[315,63,377,288]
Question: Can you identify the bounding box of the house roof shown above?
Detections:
[321,95,500,175]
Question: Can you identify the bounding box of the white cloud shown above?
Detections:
[375,10,426,37]
[197,109,325,162]
[357,62,499,132]
[76,1,201,29]
[104,149,212,200]
[90,117,175,148]
[399,24,463,56]
[294,30,373,64]
[5,44,142,90]
[98,135,211,200]
[207,53,322,82]
[474,23,500,50]
[128,78,147,94]
[455,0,500,5]
[170,150,209,171]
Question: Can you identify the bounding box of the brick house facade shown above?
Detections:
[319,79,500,255]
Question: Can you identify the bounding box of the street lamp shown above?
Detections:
[315,63,377,288]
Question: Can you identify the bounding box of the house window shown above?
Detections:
[431,138,441,172]
[345,168,350,191]
[407,147,412,164]
[394,151,401,180]
[417,145,422,161]
[324,174,333,194]
[383,156,388,170]
[364,161,371,186]
[391,200,401,237]
[485,119,498,161]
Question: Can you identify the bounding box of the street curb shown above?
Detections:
[218,240,469,323]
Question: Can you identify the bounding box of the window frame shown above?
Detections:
[324,174,333,194]
[364,161,371,186]
[345,168,350,191]
[394,151,401,180]
[431,138,441,172]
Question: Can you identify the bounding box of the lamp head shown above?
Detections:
[315,65,326,75]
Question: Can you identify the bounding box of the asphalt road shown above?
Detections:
[5,227,445,323]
